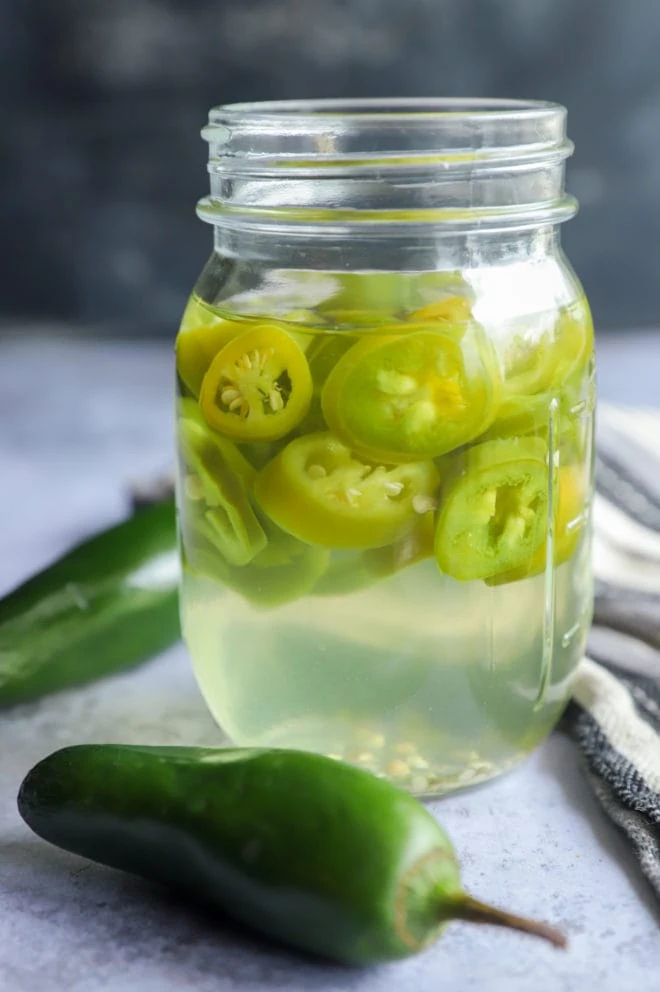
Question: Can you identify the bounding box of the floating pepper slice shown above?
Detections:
[479,388,572,443]
[555,302,594,380]
[501,299,593,400]
[290,333,358,437]
[312,513,436,596]
[407,295,472,326]
[480,391,587,465]
[182,535,329,609]
[485,463,588,585]
[434,437,549,581]
[321,324,500,463]
[176,297,243,396]
[250,510,313,568]
[200,325,312,441]
[178,405,267,566]
[254,432,440,550]
[179,399,257,487]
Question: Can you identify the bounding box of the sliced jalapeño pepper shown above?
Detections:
[200,325,313,441]
[176,297,243,396]
[293,333,357,437]
[407,295,472,325]
[480,391,556,442]
[178,403,267,566]
[182,534,329,609]
[321,324,500,463]
[485,463,588,585]
[434,437,549,581]
[312,513,436,596]
[254,432,440,550]
[501,299,593,400]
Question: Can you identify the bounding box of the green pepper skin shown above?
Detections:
[18,745,461,964]
[18,745,565,964]
[0,500,180,707]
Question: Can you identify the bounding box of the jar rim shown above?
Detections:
[202,96,570,167]
[199,97,576,236]
[208,97,563,124]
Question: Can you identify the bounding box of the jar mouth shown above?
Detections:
[207,96,561,118]
[199,97,576,234]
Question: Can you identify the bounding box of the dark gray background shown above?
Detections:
[2,0,659,337]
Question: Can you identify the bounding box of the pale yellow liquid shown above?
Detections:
[180,531,591,795]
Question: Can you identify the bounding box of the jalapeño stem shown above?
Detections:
[447,893,567,949]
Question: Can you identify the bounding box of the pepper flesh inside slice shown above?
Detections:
[434,437,549,581]
[200,325,313,441]
[321,325,500,463]
[485,463,588,585]
[254,432,440,550]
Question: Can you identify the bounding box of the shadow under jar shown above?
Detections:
[175,98,595,796]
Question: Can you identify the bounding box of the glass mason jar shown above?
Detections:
[175,99,595,796]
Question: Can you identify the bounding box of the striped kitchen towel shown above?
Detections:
[566,404,660,897]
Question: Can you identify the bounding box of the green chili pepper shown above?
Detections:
[18,745,565,964]
[434,438,549,581]
[0,500,180,707]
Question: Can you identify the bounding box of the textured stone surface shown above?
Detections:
[1,332,660,991]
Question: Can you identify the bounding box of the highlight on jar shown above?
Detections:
[175,100,595,796]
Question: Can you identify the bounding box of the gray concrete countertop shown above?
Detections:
[1,330,659,992]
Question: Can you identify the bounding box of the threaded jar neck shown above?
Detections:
[197,98,576,239]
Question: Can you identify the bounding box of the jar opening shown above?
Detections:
[207,96,561,118]
[198,97,576,236]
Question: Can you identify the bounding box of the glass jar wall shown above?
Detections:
[175,99,594,795]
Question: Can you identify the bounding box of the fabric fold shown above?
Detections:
[566,404,660,899]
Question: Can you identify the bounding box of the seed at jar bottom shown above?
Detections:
[457,768,480,785]
[425,768,455,785]
[344,748,372,764]
[386,758,411,778]
[411,773,430,794]
[354,729,385,750]
[473,761,496,774]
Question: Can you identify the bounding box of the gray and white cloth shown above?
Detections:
[565,404,660,898]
